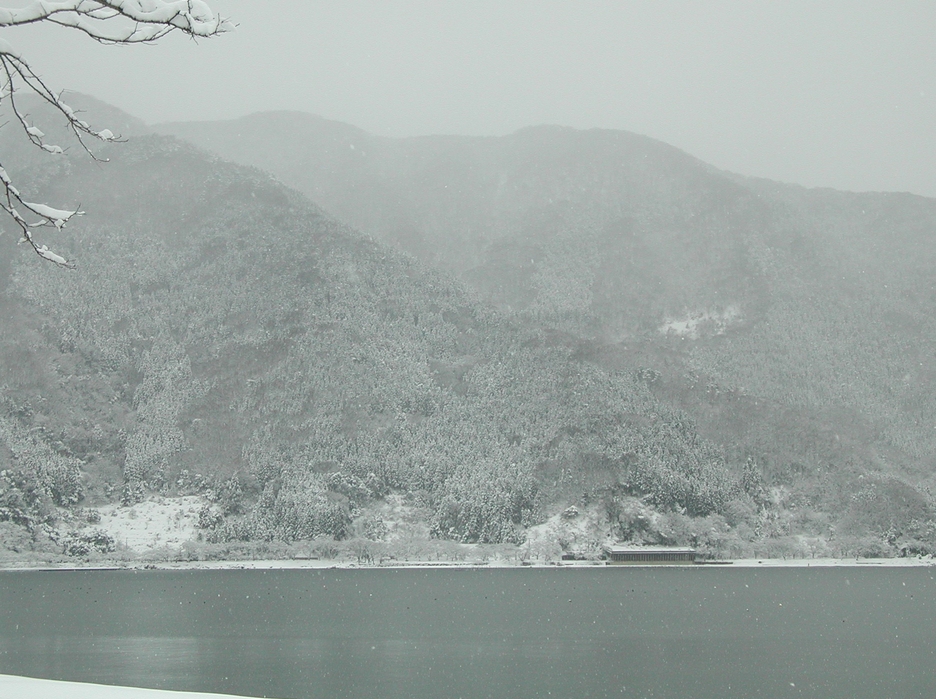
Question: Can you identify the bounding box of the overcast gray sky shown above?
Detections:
[10,0,936,197]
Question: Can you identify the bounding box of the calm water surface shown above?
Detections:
[1,567,935,699]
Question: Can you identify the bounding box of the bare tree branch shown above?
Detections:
[0,1,231,267]
[0,1,233,42]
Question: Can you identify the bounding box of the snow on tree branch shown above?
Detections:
[0,1,233,43]
[0,1,231,267]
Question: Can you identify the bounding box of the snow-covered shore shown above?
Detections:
[1,555,934,572]
[726,556,935,567]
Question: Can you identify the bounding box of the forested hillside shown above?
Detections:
[0,100,932,562]
[1,99,772,561]
[157,113,936,558]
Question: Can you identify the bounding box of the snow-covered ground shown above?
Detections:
[659,305,742,339]
[83,496,204,553]
[374,492,431,542]
[524,503,611,558]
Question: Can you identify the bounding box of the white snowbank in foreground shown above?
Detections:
[0,674,271,699]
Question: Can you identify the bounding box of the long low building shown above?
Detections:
[604,546,697,565]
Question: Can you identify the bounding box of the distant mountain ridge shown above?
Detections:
[0,99,932,562]
[157,112,936,452]
[2,99,773,559]
[157,112,936,555]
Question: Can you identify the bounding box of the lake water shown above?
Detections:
[1,566,935,699]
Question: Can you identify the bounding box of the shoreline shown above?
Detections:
[1,556,934,572]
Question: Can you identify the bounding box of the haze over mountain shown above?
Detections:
[159,113,936,457]
[160,112,936,556]
[0,97,933,561]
